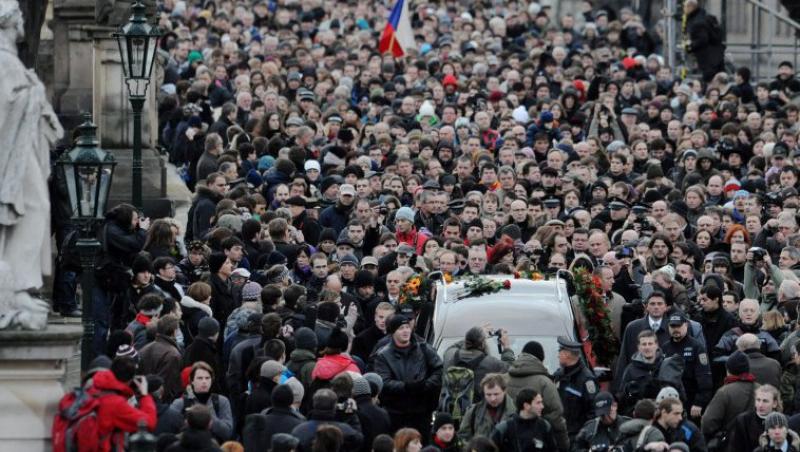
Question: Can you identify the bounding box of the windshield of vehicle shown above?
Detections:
[437,335,563,374]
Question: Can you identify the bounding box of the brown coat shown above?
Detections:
[139,334,184,401]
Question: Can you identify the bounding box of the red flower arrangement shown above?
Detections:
[458,276,512,299]
[572,267,618,367]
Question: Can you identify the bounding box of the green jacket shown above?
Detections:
[458,394,515,441]
[781,363,800,414]
[505,353,569,451]
[744,262,784,310]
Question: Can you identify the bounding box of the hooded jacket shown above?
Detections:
[755,429,800,452]
[618,352,666,414]
[88,370,157,452]
[505,352,569,450]
[311,353,360,381]
[701,378,758,438]
[442,341,514,399]
[458,394,516,441]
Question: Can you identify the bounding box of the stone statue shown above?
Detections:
[96,0,157,27]
[0,0,64,330]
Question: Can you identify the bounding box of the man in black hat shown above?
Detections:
[572,391,630,451]
[769,61,800,104]
[608,198,631,231]
[287,195,321,246]
[660,311,712,419]
[553,336,598,440]
[374,313,443,437]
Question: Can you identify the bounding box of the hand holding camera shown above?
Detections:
[132,375,148,396]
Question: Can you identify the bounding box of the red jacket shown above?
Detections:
[311,354,361,381]
[396,227,429,255]
[89,370,157,452]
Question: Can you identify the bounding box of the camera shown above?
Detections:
[749,246,767,262]
[616,246,634,259]
[379,206,388,215]
[488,329,502,337]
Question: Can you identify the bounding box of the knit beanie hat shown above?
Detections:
[116,344,138,361]
[260,360,285,379]
[765,412,789,430]
[387,314,410,335]
[285,377,305,405]
[352,376,372,397]
[395,206,415,222]
[208,252,228,274]
[522,340,545,362]
[241,281,263,302]
[216,213,243,233]
[294,327,318,352]
[656,386,680,403]
[197,317,220,338]
[726,350,750,375]
[363,372,384,397]
[433,412,455,433]
[318,227,337,243]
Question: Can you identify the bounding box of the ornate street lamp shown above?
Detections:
[113,1,160,210]
[57,114,117,372]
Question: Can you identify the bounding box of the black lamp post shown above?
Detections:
[129,420,156,452]
[57,114,117,372]
[113,1,160,210]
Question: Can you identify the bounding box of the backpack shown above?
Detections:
[437,352,486,427]
[705,15,724,45]
[52,387,113,452]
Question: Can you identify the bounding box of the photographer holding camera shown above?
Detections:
[744,247,785,312]
[85,356,157,452]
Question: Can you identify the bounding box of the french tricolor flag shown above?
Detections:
[379,0,415,57]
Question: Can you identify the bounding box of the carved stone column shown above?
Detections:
[0,325,82,451]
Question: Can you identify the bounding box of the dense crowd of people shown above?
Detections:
[49,0,800,451]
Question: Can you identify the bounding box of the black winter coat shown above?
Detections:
[154,401,183,436]
[244,378,277,416]
[490,414,558,452]
[242,407,305,452]
[373,338,443,416]
[291,411,364,452]
[355,395,392,452]
[187,186,223,242]
[184,336,223,393]
[728,411,766,452]
[685,8,726,80]
[165,428,222,452]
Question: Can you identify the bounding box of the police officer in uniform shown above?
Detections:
[659,311,712,420]
[572,392,631,452]
[553,336,598,439]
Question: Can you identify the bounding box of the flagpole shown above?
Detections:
[389,33,396,55]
